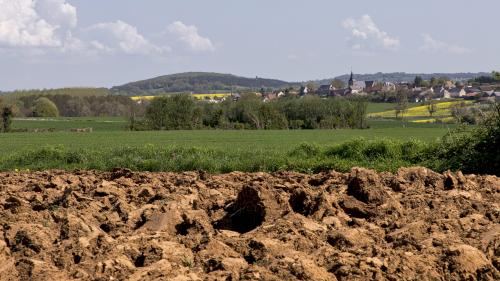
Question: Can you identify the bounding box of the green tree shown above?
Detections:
[414,76,423,87]
[421,80,430,87]
[32,97,59,117]
[492,71,500,81]
[427,100,437,117]
[144,94,196,130]
[430,77,438,87]
[395,90,409,120]
[306,83,317,94]
[1,106,13,132]
[331,79,345,89]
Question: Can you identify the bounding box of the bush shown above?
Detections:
[435,103,500,175]
[32,97,59,117]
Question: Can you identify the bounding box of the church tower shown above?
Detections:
[348,71,354,87]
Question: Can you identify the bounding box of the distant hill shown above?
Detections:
[111,72,300,96]
[314,72,490,85]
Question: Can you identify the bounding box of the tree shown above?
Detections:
[492,71,500,81]
[1,106,13,132]
[144,94,196,130]
[306,83,317,94]
[395,90,409,120]
[430,77,438,87]
[414,76,423,87]
[427,100,437,117]
[32,97,59,117]
[331,79,345,89]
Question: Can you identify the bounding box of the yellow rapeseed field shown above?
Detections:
[131,93,232,101]
[410,117,455,123]
[191,93,232,100]
[369,100,474,118]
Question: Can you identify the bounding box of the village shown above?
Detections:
[190,71,500,104]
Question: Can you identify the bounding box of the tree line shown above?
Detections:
[133,94,368,130]
[5,94,142,118]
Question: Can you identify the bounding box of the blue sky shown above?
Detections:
[0,0,498,90]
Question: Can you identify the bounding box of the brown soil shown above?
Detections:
[0,167,499,280]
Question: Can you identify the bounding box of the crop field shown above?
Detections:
[131,93,232,101]
[0,102,466,172]
[368,100,474,119]
[0,116,458,172]
[12,117,128,131]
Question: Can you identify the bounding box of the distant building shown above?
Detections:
[347,71,365,94]
[317,84,335,96]
[299,86,309,96]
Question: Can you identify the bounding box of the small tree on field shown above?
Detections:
[395,90,409,120]
[427,100,437,117]
[1,106,13,132]
[32,97,59,117]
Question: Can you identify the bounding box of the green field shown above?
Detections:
[1,119,454,154]
[0,117,459,173]
[0,103,466,173]
[12,117,128,132]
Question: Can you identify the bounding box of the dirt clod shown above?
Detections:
[0,168,499,280]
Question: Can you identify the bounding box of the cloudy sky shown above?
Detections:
[0,0,498,90]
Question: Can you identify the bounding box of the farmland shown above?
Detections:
[0,114,459,172]
[368,100,474,120]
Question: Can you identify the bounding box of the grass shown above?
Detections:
[0,138,444,173]
[12,117,128,132]
[0,104,462,172]
[0,119,456,172]
[0,124,453,155]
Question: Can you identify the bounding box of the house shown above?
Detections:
[415,88,434,102]
[231,93,241,101]
[299,86,309,96]
[464,92,479,100]
[365,81,384,93]
[382,82,396,92]
[444,80,455,89]
[331,89,349,97]
[479,85,494,92]
[448,87,466,98]
[347,71,365,94]
[436,88,451,99]
[317,84,335,96]
[262,91,285,102]
[263,92,278,102]
[465,87,481,94]
[352,81,366,92]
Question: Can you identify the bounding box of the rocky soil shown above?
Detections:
[0,167,499,280]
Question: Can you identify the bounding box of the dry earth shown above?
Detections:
[0,168,499,280]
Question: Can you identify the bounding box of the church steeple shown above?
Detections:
[348,71,354,87]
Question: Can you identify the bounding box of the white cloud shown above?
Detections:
[342,15,400,50]
[88,20,168,55]
[168,21,215,52]
[0,0,68,47]
[419,33,471,55]
[36,0,77,28]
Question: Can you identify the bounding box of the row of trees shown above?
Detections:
[413,75,455,88]
[136,94,368,130]
[7,95,141,117]
[472,71,500,84]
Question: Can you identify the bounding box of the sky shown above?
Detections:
[0,0,499,90]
